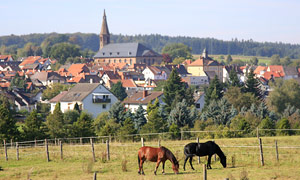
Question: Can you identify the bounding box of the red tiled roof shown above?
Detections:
[110,79,137,88]
[268,65,284,75]
[254,66,267,75]
[67,64,89,76]
[19,56,41,67]
[263,71,283,80]
[0,55,13,61]
[0,82,10,88]
[123,91,163,105]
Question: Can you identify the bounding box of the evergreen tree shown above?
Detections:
[146,98,159,114]
[108,101,126,125]
[46,102,65,138]
[204,75,223,108]
[226,55,233,64]
[259,117,275,136]
[229,70,241,87]
[118,117,136,140]
[168,99,195,128]
[276,118,291,135]
[244,69,261,98]
[99,119,121,136]
[110,81,127,101]
[168,123,180,140]
[250,57,259,65]
[141,108,167,133]
[23,109,45,140]
[72,111,95,137]
[73,102,81,113]
[134,104,147,131]
[0,103,19,141]
[163,69,185,112]
[63,110,80,125]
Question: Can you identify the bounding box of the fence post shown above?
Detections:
[203,164,207,180]
[80,138,83,145]
[16,142,19,161]
[35,139,37,147]
[106,140,110,161]
[141,137,144,147]
[181,130,183,140]
[60,141,63,160]
[4,140,8,161]
[257,127,259,139]
[259,138,264,166]
[197,137,200,164]
[45,139,49,162]
[93,172,97,180]
[275,140,279,162]
[109,135,112,143]
[10,139,13,149]
[158,139,161,147]
[55,138,57,146]
[90,138,96,162]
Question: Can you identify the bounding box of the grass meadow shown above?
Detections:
[1,136,300,180]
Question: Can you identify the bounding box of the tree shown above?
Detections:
[163,69,185,112]
[134,105,147,131]
[276,118,291,135]
[118,117,136,140]
[270,54,281,65]
[140,108,167,133]
[162,53,172,64]
[94,112,109,136]
[23,109,46,140]
[229,70,241,87]
[72,111,95,137]
[267,79,300,114]
[250,57,258,65]
[45,103,65,138]
[49,43,81,64]
[259,117,275,136]
[243,69,261,98]
[99,119,121,136]
[168,99,195,128]
[230,114,251,137]
[161,43,192,59]
[204,75,223,108]
[73,103,81,113]
[42,83,71,100]
[10,73,26,90]
[108,101,126,124]
[110,81,127,101]
[168,123,180,140]
[0,103,19,141]
[226,55,233,64]
[280,56,292,66]
[146,98,159,114]
[63,110,80,125]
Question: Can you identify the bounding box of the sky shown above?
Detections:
[1,0,300,44]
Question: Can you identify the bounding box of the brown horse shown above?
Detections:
[138,146,179,175]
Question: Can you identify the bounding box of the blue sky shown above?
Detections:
[1,0,300,44]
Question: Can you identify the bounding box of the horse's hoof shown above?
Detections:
[138,172,141,175]
[162,172,166,175]
[154,172,157,176]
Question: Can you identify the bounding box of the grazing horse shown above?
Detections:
[138,146,179,175]
[183,141,226,170]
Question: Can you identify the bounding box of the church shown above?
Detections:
[94,11,163,66]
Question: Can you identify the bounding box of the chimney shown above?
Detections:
[143,90,148,98]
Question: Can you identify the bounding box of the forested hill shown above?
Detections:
[1,33,300,58]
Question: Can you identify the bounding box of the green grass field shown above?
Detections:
[193,54,272,65]
[1,136,300,180]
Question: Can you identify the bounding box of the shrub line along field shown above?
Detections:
[1,136,300,180]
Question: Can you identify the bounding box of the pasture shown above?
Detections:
[1,136,300,180]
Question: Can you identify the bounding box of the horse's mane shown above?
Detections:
[160,146,178,165]
[213,142,226,159]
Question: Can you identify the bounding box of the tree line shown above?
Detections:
[1,69,300,142]
[1,33,300,60]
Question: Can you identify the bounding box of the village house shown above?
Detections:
[122,90,164,112]
[49,83,118,118]
[142,66,169,81]
[0,55,14,62]
[30,71,66,86]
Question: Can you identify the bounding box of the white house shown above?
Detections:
[182,76,209,87]
[194,91,205,111]
[122,90,164,113]
[49,83,118,118]
[142,66,168,81]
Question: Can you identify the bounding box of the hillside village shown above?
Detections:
[1,11,300,142]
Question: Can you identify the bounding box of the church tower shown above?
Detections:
[99,10,110,50]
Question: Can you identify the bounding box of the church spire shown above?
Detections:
[99,9,110,50]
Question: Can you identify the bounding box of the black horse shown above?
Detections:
[183,141,226,170]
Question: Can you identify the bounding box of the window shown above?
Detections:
[102,104,106,109]
[114,59,116,63]
[119,59,121,63]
